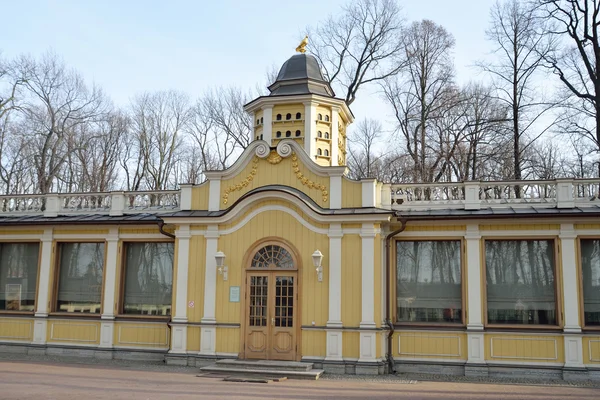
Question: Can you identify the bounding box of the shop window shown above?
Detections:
[396,240,462,323]
[122,242,174,316]
[485,239,557,325]
[295,130,301,137]
[0,243,39,312]
[581,239,600,326]
[56,242,105,313]
[296,112,301,120]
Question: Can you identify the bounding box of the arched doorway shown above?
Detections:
[242,240,299,361]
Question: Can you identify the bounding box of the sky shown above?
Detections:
[1,0,499,131]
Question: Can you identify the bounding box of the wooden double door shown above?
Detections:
[244,271,297,361]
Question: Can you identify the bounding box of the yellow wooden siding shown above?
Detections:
[394,331,467,360]
[484,334,564,363]
[119,227,161,234]
[47,320,100,345]
[53,229,109,235]
[273,104,304,119]
[583,336,600,364]
[576,224,600,230]
[215,327,240,354]
[219,155,330,210]
[215,209,329,327]
[0,230,44,235]
[342,331,360,359]
[404,225,466,232]
[479,224,560,231]
[341,235,361,327]
[0,318,33,341]
[187,326,201,352]
[301,330,326,358]
[316,106,331,122]
[113,322,169,348]
[342,178,362,208]
[192,184,210,210]
[187,236,207,323]
[373,234,382,328]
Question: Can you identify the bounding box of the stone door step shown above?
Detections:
[223,375,288,383]
[215,359,314,372]
[200,366,324,380]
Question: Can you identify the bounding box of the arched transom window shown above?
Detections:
[251,245,294,269]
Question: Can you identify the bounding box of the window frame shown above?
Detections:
[52,240,106,316]
[578,236,600,331]
[482,236,562,330]
[0,240,42,315]
[118,239,175,320]
[392,237,466,327]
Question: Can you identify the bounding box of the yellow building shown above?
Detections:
[1,52,600,379]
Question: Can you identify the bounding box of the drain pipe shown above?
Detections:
[385,217,407,374]
[157,219,176,239]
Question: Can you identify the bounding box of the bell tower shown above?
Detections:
[244,46,353,167]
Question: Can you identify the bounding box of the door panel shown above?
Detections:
[245,272,297,361]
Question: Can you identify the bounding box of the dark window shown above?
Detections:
[256,119,259,125]
[325,115,330,122]
[318,131,323,138]
[260,134,263,140]
[317,148,322,155]
[295,130,301,137]
[0,243,39,311]
[324,132,330,139]
[260,117,263,124]
[318,113,323,120]
[324,149,329,156]
[286,113,291,120]
[296,112,302,120]
[276,114,282,121]
[581,239,600,326]
[56,242,105,313]
[276,131,282,138]
[396,240,462,323]
[485,239,557,325]
[285,130,291,137]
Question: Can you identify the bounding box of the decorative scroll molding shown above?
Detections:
[223,157,259,205]
[291,153,328,203]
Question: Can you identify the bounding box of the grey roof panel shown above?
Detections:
[395,205,600,220]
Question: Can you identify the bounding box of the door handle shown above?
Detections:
[271,318,275,326]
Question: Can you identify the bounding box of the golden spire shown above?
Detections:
[295,35,308,54]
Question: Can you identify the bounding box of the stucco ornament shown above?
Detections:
[277,141,294,158]
[254,142,270,158]
[266,150,283,165]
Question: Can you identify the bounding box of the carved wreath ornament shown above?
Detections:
[221,141,328,205]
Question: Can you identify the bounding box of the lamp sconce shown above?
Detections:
[312,249,324,282]
[215,251,228,281]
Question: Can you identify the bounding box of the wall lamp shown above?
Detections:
[215,251,228,281]
[312,249,324,282]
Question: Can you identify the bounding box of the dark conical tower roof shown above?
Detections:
[268,54,335,97]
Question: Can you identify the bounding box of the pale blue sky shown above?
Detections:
[1,0,498,128]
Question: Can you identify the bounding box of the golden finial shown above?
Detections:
[296,35,308,54]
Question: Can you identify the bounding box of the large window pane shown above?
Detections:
[57,243,104,313]
[485,240,556,325]
[581,239,600,326]
[396,240,462,323]
[123,242,174,316]
[0,243,40,311]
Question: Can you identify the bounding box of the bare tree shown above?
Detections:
[536,0,600,173]
[479,0,557,182]
[307,0,405,105]
[347,118,384,179]
[382,20,458,182]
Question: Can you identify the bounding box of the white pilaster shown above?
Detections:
[465,224,485,365]
[170,324,188,355]
[208,179,221,212]
[99,321,115,349]
[173,225,191,323]
[560,224,584,369]
[329,175,342,210]
[202,226,219,325]
[304,101,317,158]
[359,224,377,362]
[261,105,273,144]
[330,106,340,166]
[101,228,119,319]
[325,330,343,361]
[200,326,217,356]
[33,229,53,345]
[326,224,344,361]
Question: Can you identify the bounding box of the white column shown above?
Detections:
[560,223,584,368]
[465,224,485,365]
[330,106,340,166]
[359,224,377,362]
[170,224,191,354]
[99,228,119,348]
[304,101,317,158]
[33,229,53,345]
[200,225,218,355]
[326,224,343,361]
[262,105,273,144]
